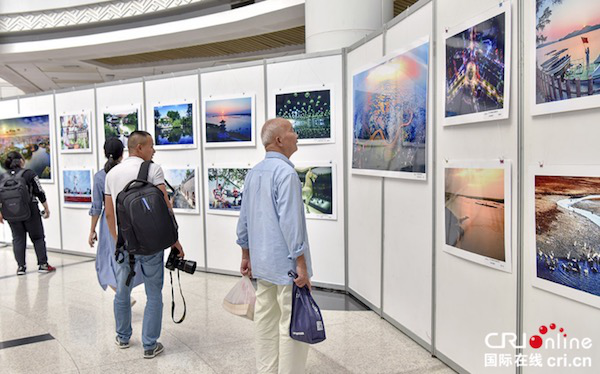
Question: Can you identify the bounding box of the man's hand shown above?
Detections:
[241,248,252,278]
[0,213,4,224]
[42,209,50,219]
[88,231,97,247]
[294,254,311,291]
[173,240,184,257]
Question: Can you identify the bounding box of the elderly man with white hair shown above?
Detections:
[236,118,313,374]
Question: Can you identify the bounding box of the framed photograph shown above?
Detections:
[295,162,337,220]
[62,169,93,208]
[533,165,600,309]
[0,115,52,181]
[444,160,512,272]
[103,105,140,148]
[203,95,255,148]
[59,112,92,153]
[444,1,511,125]
[532,0,600,115]
[153,102,196,149]
[352,38,430,179]
[205,165,251,216]
[163,167,199,214]
[274,87,333,144]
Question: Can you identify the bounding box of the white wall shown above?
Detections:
[434,0,518,373]
[383,1,433,346]
[522,0,600,372]
[346,35,384,308]
[0,98,19,243]
[145,74,205,268]
[201,65,266,274]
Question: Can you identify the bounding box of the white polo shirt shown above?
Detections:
[104,156,165,222]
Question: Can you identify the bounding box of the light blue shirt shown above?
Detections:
[236,151,312,285]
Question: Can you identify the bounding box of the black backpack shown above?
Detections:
[0,169,31,222]
[115,161,178,285]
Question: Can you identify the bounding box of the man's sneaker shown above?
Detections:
[143,342,164,359]
[17,266,26,275]
[38,264,56,273]
[115,336,130,349]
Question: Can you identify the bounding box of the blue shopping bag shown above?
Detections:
[288,270,326,344]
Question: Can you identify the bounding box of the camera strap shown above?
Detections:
[169,269,186,324]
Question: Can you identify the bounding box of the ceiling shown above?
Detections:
[0,0,419,98]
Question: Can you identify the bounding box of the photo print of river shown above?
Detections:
[445,10,506,119]
[164,168,197,213]
[204,97,253,144]
[535,0,600,106]
[535,175,600,299]
[352,41,429,178]
[0,115,51,179]
[154,103,194,147]
[103,107,139,148]
[445,167,506,265]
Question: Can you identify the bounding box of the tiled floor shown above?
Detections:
[0,247,454,373]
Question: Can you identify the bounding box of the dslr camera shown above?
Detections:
[165,247,197,274]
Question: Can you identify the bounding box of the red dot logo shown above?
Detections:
[530,335,543,349]
[550,323,556,330]
[539,325,548,335]
[560,328,564,333]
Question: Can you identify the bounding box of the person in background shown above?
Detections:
[88,138,142,302]
[0,151,55,275]
[236,118,313,374]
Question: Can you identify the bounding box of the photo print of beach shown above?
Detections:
[204,96,254,147]
[275,89,331,143]
[0,115,51,180]
[154,103,194,148]
[164,168,198,213]
[60,113,91,153]
[535,174,600,307]
[534,0,600,114]
[352,40,429,179]
[206,167,249,215]
[295,164,335,220]
[445,5,509,125]
[445,162,511,272]
[62,169,92,207]
[103,107,139,148]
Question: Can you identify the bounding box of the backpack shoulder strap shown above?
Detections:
[15,169,27,179]
[137,160,152,182]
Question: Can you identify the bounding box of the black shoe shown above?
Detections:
[38,263,56,273]
[143,342,164,359]
[115,336,130,349]
[17,266,26,275]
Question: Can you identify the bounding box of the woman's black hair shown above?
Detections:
[4,151,23,171]
[103,137,124,173]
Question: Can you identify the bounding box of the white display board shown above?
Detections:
[18,95,62,251]
[268,54,345,287]
[201,65,265,274]
[0,99,19,244]
[55,89,98,255]
[523,1,600,372]
[434,0,518,373]
[382,1,433,345]
[347,35,385,307]
[145,74,205,268]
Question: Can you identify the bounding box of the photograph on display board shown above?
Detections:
[444,4,509,125]
[0,115,51,180]
[534,174,600,308]
[154,103,194,148]
[275,89,331,143]
[534,0,600,115]
[103,107,139,148]
[352,39,429,179]
[295,164,336,220]
[204,96,254,147]
[444,161,511,272]
[206,167,250,216]
[60,113,92,153]
[164,168,198,214]
[62,169,92,207]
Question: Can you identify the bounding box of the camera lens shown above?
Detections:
[181,260,196,274]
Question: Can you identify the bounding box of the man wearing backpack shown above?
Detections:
[0,151,55,275]
[104,131,184,359]
[236,118,312,374]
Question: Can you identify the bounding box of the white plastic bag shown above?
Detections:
[223,276,256,320]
